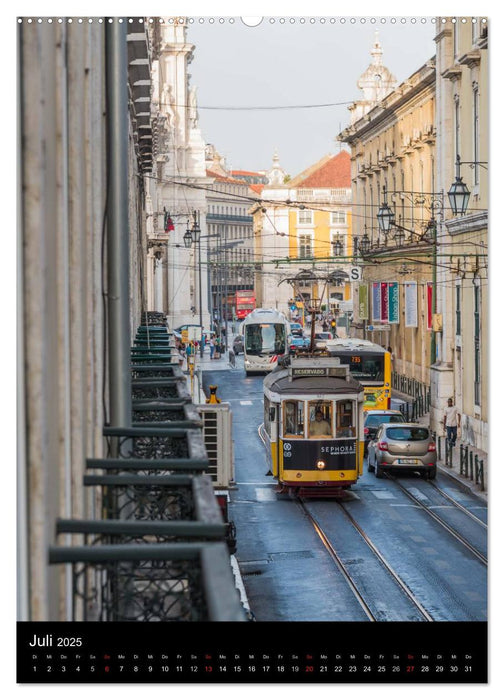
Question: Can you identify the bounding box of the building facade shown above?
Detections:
[432,17,488,450]
[339,51,436,384]
[18,20,151,620]
[204,146,256,323]
[147,18,211,330]
[255,151,353,322]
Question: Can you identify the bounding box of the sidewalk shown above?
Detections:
[178,344,241,403]
[392,390,487,502]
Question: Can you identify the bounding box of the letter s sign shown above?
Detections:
[350,267,362,281]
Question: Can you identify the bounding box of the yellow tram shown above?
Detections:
[263,356,365,495]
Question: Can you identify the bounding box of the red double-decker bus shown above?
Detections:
[235,290,255,319]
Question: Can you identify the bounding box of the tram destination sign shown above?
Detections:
[292,368,326,377]
[291,366,348,378]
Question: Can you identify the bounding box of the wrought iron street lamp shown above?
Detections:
[184,212,204,356]
[333,238,343,257]
[183,225,193,249]
[191,211,201,243]
[448,155,471,216]
[394,227,405,247]
[377,186,395,233]
[359,231,371,255]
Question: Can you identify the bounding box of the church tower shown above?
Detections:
[348,32,397,124]
[266,150,288,186]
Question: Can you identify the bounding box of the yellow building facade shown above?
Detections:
[254,151,354,321]
[339,56,437,384]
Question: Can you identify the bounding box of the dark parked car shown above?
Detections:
[232,334,244,355]
[367,423,437,480]
[364,409,404,457]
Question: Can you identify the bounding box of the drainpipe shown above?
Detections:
[106,19,131,433]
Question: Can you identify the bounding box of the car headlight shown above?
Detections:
[316,460,326,470]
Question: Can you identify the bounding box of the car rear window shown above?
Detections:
[386,427,430,441]
[366,414,403,427]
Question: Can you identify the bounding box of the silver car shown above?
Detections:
[368,423,437,479]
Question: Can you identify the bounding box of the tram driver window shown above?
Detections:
[336,400,355,437]
[308,401,333,438]
[283,401,304,437]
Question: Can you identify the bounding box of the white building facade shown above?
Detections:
[148,18,210,329]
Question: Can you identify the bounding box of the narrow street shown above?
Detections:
[204,359,487,623]
[17,14,489,685]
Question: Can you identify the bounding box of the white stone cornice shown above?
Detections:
[445,211,488,236]
[441,65,462,81]
[434,28,452,43]
[458,51,481,69]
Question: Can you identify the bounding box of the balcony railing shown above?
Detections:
[49,311,246,622]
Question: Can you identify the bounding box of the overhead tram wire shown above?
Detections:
[140,173,490,227]
[156,99,355,111]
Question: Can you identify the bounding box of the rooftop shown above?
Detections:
[289,151,351,189]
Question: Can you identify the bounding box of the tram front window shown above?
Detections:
[336,400,355,438]
[283,400,304,437]
[308,402,333,438]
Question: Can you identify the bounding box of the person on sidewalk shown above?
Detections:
[209,336,215,360]
[443,398,461,448]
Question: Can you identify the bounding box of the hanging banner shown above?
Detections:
[380,282,389,322]
[388,282,399,324]
[405,282,418,328]
[372,283,381,321]
[427,282,433,330]
[358,284,369,320]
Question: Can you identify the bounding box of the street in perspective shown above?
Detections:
[17,13,488,684]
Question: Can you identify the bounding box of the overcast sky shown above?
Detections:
[187,17,435,177]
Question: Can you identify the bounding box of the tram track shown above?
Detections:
[298,497,434,622]
[385,474,487,566]
[426,480,487,529]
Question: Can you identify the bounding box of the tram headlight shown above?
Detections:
[316,460,326,470]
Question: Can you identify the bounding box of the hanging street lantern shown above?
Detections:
[183,227,193,249]
[191,210,201,243]
[448,155,471,216]
[394,227,405,247]
[377,186,395,233]
[359,232,370,255]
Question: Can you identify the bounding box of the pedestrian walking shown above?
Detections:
[443,398,460,448]
[209,336,215,360]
